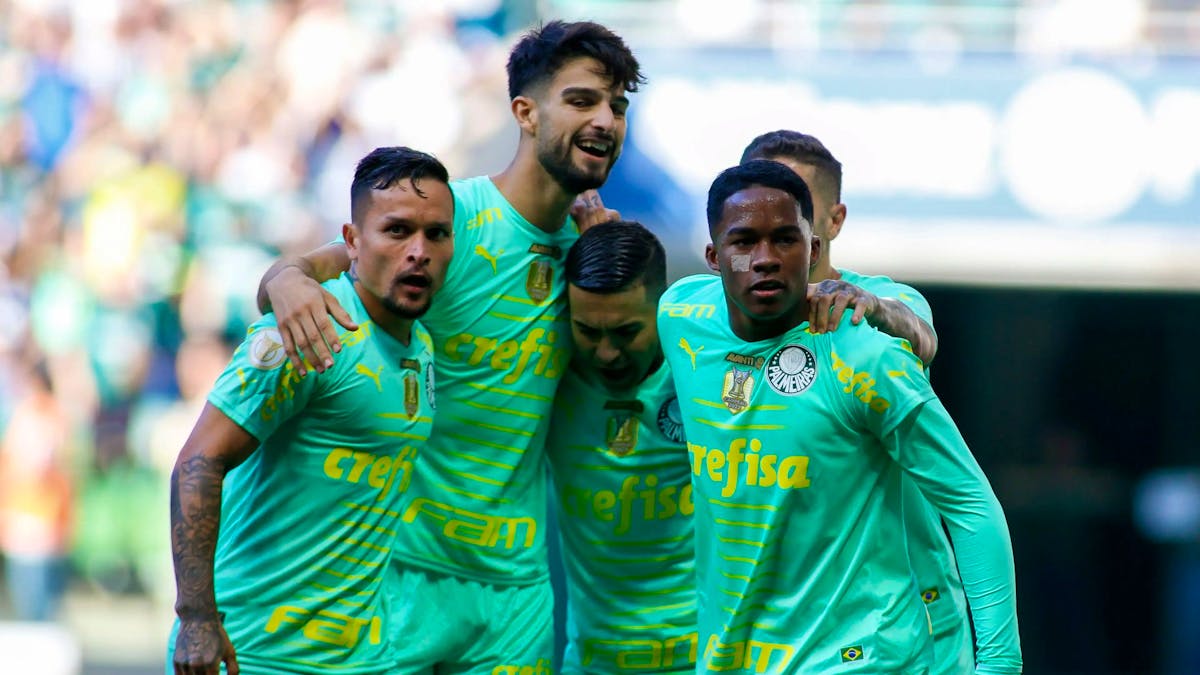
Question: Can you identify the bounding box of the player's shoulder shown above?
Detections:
[826,312,923,370]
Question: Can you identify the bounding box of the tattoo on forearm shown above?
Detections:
[171,454,226,618]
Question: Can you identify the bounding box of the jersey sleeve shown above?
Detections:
[207,318,323,442]
[885,399,1022,674]
[830,320,936,438]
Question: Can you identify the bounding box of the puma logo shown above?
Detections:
[679,338,704,370]
[474,245,502,274]
[355,364,384,392]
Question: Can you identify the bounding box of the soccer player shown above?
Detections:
[742,130,973,672]
[254,21,644,672]
[548,221,695,673]
[656,160,1021,673]
[167,146,452,675]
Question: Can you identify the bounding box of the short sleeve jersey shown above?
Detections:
[203,273,435,674]
[547,361,697,673]
[657,274,942,674]
[392,175,579,584]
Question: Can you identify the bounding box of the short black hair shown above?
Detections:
[350,146,450,224]
[566,220,667,301]
[506,20,645,100]
[706,159,815,236]
[740,130,843,202]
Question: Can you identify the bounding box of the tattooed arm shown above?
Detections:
[170,403,259,675]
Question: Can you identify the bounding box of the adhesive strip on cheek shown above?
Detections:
[731,255,751,272]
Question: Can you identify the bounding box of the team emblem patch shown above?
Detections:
[840,645,864,663]
[526,259,553,303]
[606,414,639,456]
[403,371,420,418]
[765,344,817,395]
[721,366,755,414]
[656,397,685,443]
[248,328,287,370]
[921,587,940,604]
[425,362,436,410]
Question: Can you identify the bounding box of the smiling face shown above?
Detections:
[706,185,821,340]
[345,177,454,325]
[568,282,660,392]
[529,56,628,194]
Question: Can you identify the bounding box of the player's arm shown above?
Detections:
[807,279,938,364]
[255,242,356,375]
[170,403,258,675]
[886,400,1022,674]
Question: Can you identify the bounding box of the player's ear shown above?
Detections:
[512,95,537,134]
[809,235,822,270]
[343,223,360,261]
[827,202,847,241]
[705,243,720,272]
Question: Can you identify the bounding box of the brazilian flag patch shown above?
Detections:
[921,587,940,604]
[840,645,864,663]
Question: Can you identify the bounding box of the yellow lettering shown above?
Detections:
[704,635,795,674]
[403,499,537,550]
[706,448,726,484]
[444,334,471,360]
[323,448,352,479]
[265,605,381,649]
[366,456,392,489]
[593,490,616,521]
[778,456,812,489]
[469,336,499,365]
[490,340,519,370]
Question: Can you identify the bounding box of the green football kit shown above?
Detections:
[165,273,435,674]
[839,268,974,674]
[547,361,696,674]
[656,274,1021,674]
[385,175,578,671]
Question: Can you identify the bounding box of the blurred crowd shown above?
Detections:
[0,0,528,620]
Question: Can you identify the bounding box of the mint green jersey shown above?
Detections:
[199,273,435,674]
[547,361,696,674]
[657,275,1021,674]
[839,268,972,674]
[393,175,577,584]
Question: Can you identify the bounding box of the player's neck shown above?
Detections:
[728,301,811,343]
[354,283,413,346]
[492,151,576,233]
[811,256,839,283]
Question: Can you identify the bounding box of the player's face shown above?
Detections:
[705,186,820,331]
[345,178,454,321]
[533,57,628,194]
[568,282,660,391]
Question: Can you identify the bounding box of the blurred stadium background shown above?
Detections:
[1,0,1198,673]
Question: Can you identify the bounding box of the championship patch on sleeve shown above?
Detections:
[247,328,287,370]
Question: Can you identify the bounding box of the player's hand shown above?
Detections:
[174,616,239,675]
[807,279,880,333]
[570,190,621,232]
[265,265,358,375]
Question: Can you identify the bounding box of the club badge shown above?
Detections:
[425,362,436,411]
[657,396,685,443]
[765,344,817,395]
